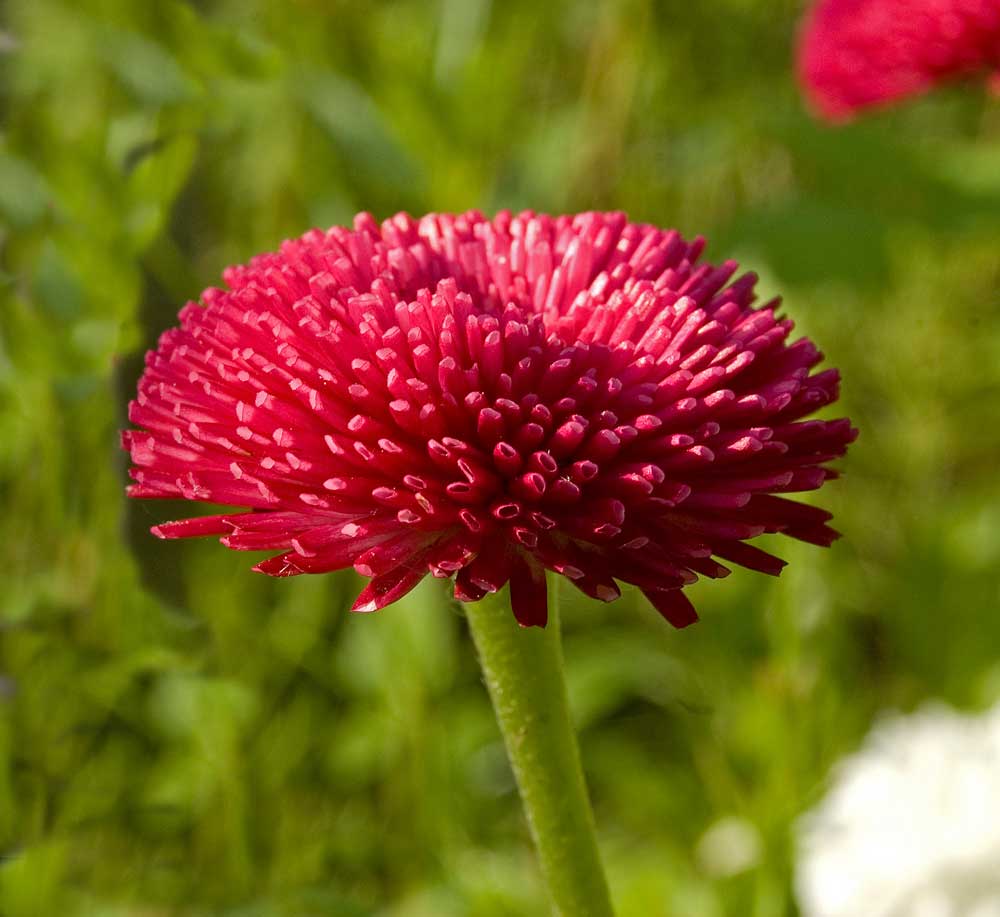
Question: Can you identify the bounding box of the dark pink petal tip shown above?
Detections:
[641,589,699,629]
[509,558,549,628]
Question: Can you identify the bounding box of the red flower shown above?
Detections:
[123,211,855,628]
[798,0,1000,121]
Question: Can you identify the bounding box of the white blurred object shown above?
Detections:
[796,702,1000,917]
[696,816,762,878]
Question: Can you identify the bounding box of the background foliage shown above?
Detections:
[2,1,1000,914]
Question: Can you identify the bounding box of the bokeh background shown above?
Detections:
[2,1,1000,914]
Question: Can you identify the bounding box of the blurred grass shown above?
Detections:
[2,0,1000,914]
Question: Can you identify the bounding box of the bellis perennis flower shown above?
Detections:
[798,0,1000,121]
[123,211,855,627]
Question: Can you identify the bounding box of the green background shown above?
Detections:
[2,1,999,914]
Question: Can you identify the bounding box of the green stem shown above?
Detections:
[464,577,614,917]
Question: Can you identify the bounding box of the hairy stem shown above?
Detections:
[464,578,614,916]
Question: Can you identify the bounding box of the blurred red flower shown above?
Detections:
[123,211,855,628]
[798,0,1000,120]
